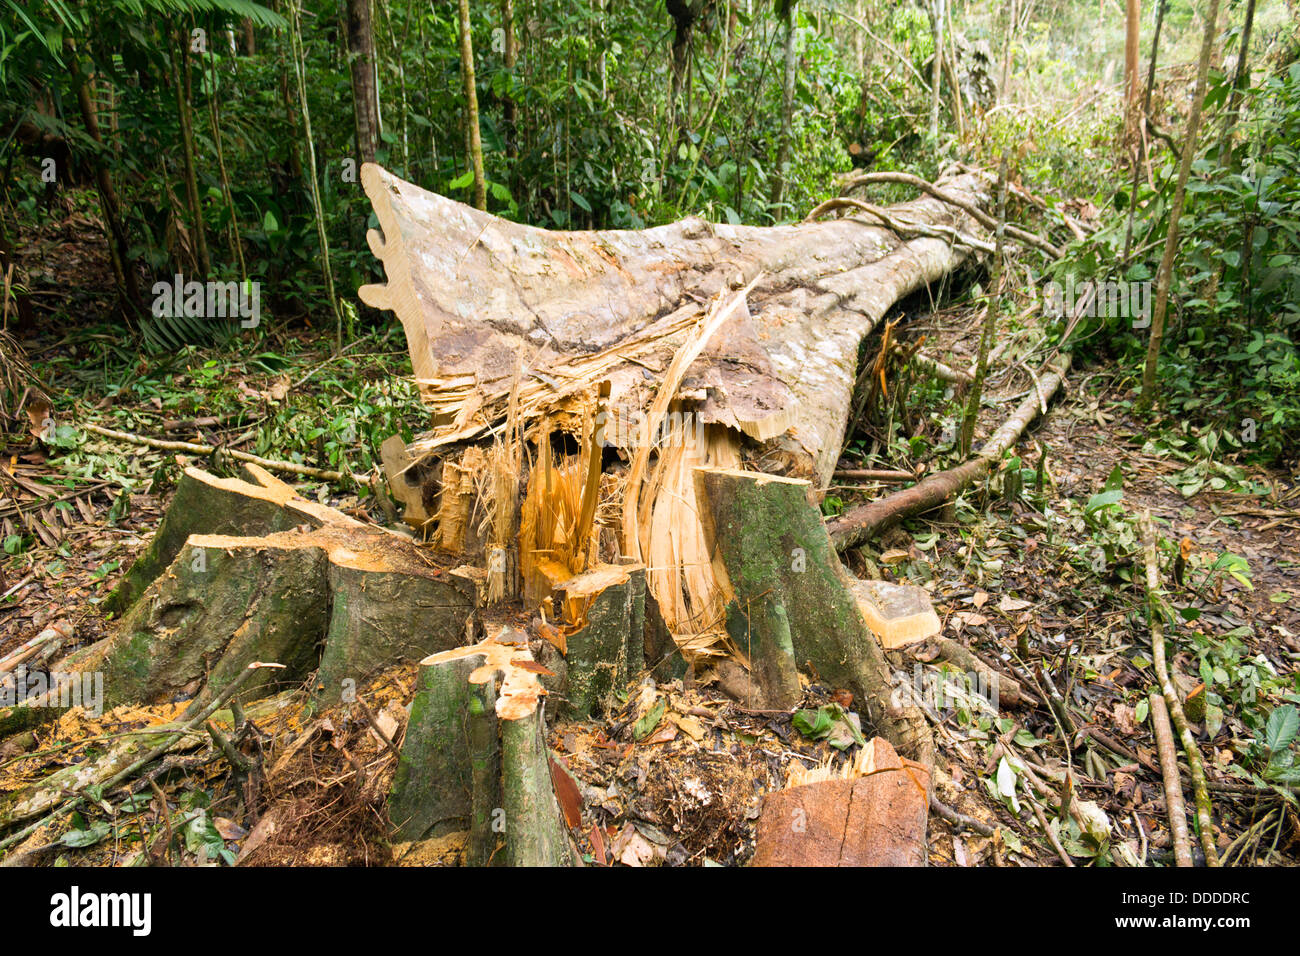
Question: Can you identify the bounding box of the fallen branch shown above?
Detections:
[0,662,275,858]
[804,196,995,254]
[838,170,1064,259]
[908,350,974,385]
[827,353,1072,551]
[1149,691,1194,867]
[831,467,917,482]
[929,794,996,837]
[82,422,346,482]
[1139,511,1220,867]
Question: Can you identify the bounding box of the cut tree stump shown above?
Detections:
[390,634,577,866]
[751,737,930,866]
[540,562,647,721]
[56,462,477,711]
[694,466,932,768]
[388,650,497,847]
[849,579,942,649]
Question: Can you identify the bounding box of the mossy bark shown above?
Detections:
[63,465,477,715]
[315,562,476,704]
[501,707,576,867]
[553,563,646,720]
[389,654,489,843]
[695,466,932,768]
[103,537,330,709]
[104,465,312,616]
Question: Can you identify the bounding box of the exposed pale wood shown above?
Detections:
[752,737,930,866]
[380,434,434,529]
[849,578,941,648]
[359,162,989,487]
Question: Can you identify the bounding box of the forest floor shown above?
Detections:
[1,205,1297,866]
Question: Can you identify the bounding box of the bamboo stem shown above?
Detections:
[1139,510,1220,866]
[1149,691,1193,867]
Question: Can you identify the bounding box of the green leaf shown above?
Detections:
[1085,489,1124,514]
[793,707,834,740]
[60,821,111,849]
[632,698,667,740]
[448,170,475,190]
[1265,705,1299,753]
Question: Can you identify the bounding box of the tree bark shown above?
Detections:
[695,466,933,767]
[771,0,799,212]
[458,0,487,211]
[1138,0,1221,411]
[66,43,141,309]
[960,156,1006,457]
[57,463,476,713]
[1122,0,1167,261]
[927,0,945,140]
[500,0,518,161]
[1124,0,1141,156]
[1217,0,1257,164]
[172,28,210,278]
[359,162,990,488]
[347,0,380,165]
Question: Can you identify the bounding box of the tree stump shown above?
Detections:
[64,462,477,711]
[390,634,576,866]
[694,466,933,768]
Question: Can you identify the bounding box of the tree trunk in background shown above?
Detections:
[173,29,210,278]
[1218,0,1256,164]
[999,0,1017,101]
[959,156,1006,457]
[928,0,944,140]
[286,0,344,348]
[770,0,798,211]
[1124,0,1140,156]
[206,43,247,283]
[1138,0,1222,411]
[347,0,380,165]
[500,0,518,161]
[1122,0,1166,261]
[458,0,487,211]
[666,1,702,138]
[67,44,141,311]
[0,213,37,329]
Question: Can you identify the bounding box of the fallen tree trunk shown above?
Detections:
[827,353,1071,551]
[359,162,990,670]
[359,162,989,487]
